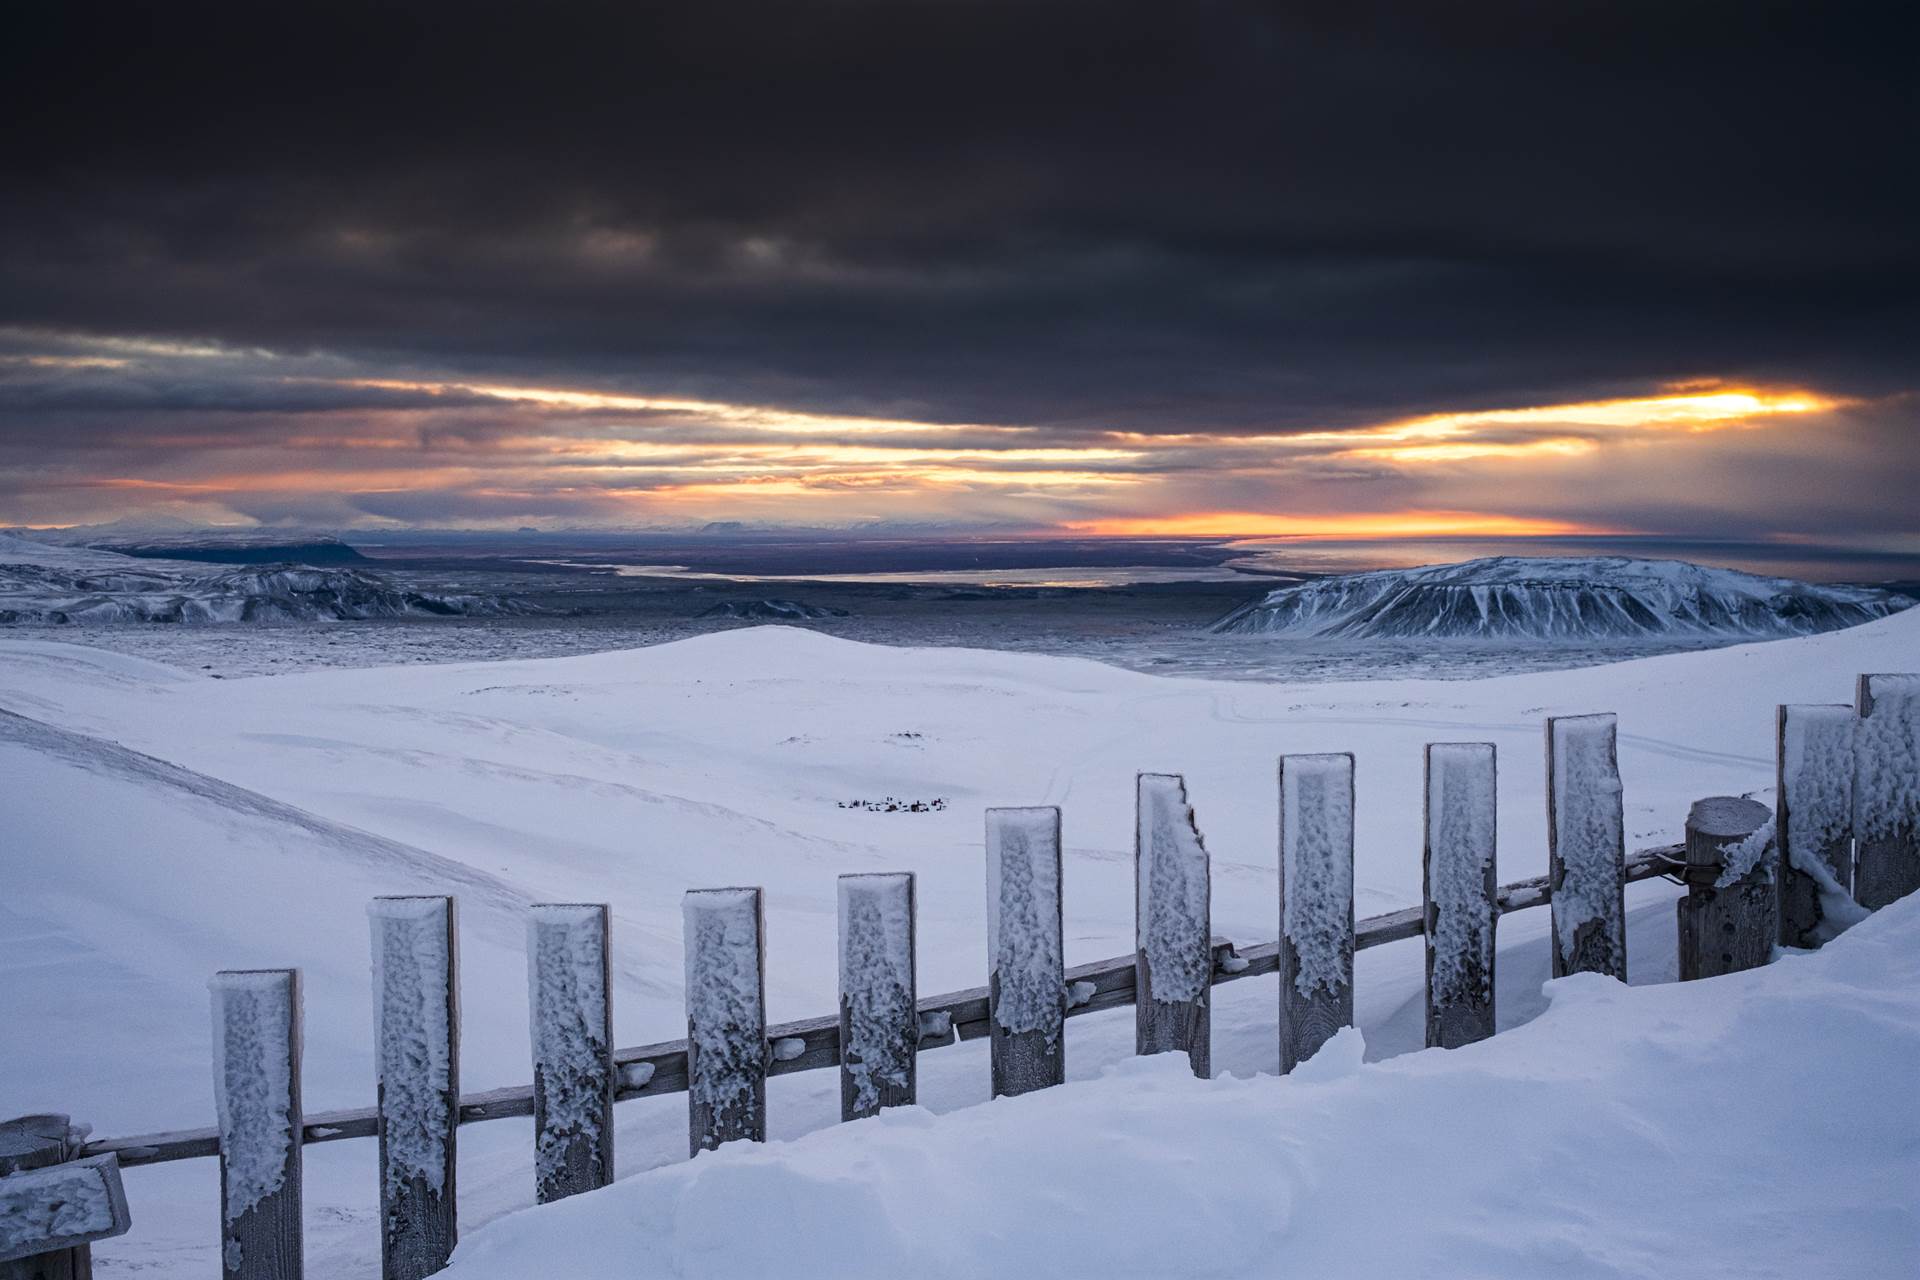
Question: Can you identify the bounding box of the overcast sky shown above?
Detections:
[2,1,1913,544]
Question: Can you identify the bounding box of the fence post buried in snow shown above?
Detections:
[1853,674,1920,910]
[1776,705,1855,947]
[1546,714,1627,979]
[1677,796,1777,981]
[684,888,767,1154]
[211,969,303,1280]
[1135,774,1211,1077]
[838,873,918,1121]
[1423,744,1497,1049]
[528,905,614,1202]
[1278,754,1355,1074]
[986,807,1065,1097]
[369,896,459,1280]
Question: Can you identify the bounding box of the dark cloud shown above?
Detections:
[3,1,1914,434]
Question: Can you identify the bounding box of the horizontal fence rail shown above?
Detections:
[78,846,1682,1169]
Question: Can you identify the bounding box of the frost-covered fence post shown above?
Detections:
[1776,705,1856,947]
[0,1115,129,1279]
[1854,674,1920,910]
[527,905,613,1203]
[684,888,767,1154]
[1423,744,1497,1049]
[1546,714,1627,979]
[1278,754,1354,1073]
[211,970,303,1280]
[838,873,917,1121]
[1135,774,1211,1077]
[369,896,459,1280]
[986,807,1065,1097]
[1677,796,1776,980]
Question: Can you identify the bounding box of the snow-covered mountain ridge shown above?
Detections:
[1213,555,1914,640]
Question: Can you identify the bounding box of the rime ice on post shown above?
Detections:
[683,888,767,1155]
[1678,795,1777,980]
[1278,754,1354,1074]
[1134,774,1211,1077]
[1423,744,1497,1049]
[986,806,1065,1097]
[1546,714,1626,979]
[0,1116,131,1272]
[1777,704,1856,946]
[527,904,613,1202]
[837,873,917,1121]
[1854,674,1920,910]
[210,969,303,1280]
[369,896,458,1280]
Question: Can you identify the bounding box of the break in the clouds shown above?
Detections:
[1,2,1913,542]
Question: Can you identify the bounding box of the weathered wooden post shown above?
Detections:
[1423,743,1498,1049]
[369,896,459,1280]
[210,969,303,1280]
[1278,753,1355,1073]
[1677,796,1777,980]
[1854,674,1920,910]
[0,1117,129,1280]
[838,873,918,1121]
[986,807,1066,1097]
[1546,713,1627,979]
[1776,705,1855,946]
[683,888,767,1154]
[527,905,613,1202]
[1135,774,1212,1077]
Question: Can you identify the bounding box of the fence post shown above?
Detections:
[369,896,459,1280]
[986,807,1065,1097]
[1776,704,1856,946]
[838,873,918,1121]
[211,970,303,1280]
[0,1116,129,1279]
[527,905,613,1202]
[1423,744,1497,1049]
[1278,753,1355,1073]
[684,888,767,1155]
[1854,674,1920,910]
[1677,796,1777,980]
[1135,774,1211,1077]
[1546,713,1627,979]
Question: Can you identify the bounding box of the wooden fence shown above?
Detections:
[2,673,1915,1280]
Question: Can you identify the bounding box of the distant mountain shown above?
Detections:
[1212,556,1915,640]
[698,599,851,621]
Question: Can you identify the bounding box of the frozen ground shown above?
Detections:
[1,610,1915,1274]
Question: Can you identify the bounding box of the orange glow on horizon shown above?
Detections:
[1064,511,1611,539]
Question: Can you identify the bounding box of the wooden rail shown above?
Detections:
[78,847,1680,1170]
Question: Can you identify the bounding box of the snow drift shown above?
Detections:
[0,533,527,624]
[1213,555,1914,640]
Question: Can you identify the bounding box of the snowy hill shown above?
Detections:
[0,532,527,624]
[1213,555,1914,640]
[1,613,1916,1273]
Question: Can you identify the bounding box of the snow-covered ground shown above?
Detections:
[2,610,1915,1275]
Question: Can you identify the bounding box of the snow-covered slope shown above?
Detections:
[444,895,1920,1280]
[1213,555,1914,639]
[0,532,526,624]
[1,613,1916,1274]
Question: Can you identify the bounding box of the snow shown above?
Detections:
[682,889,764,1126]
[1135,774,1211,1004]
[0,1157,119,1256]
[1549,714,1624,959]
[209,971,296,1224]
[1279,754,1354,996]
[368,897,455,1195]
[439,896,1920,1280]
[1855,673,1920,842]
[526,905,608,1178]
[1425,744,1496,1002]
[838,873,915,1115]
[1713,812,1775,889]
[984,807,1063,1038]
[1781,704,1855,865]
[1216,554,1913,640]
[4,609,1920,1274]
